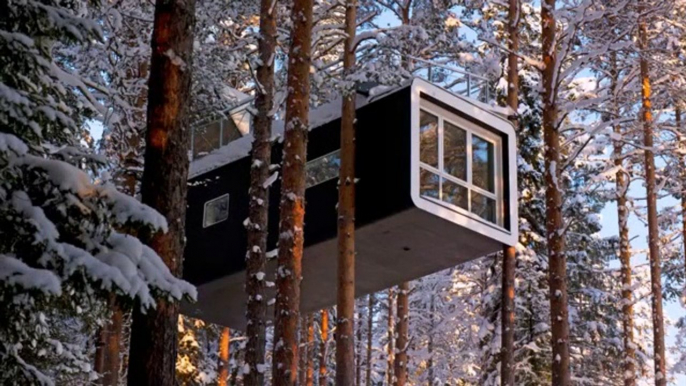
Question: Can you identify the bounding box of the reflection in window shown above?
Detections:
[471,191,496,223]
[194,121,221,158]
[192,107,253,160]
[472,134,495,193]
[443,121,467,181]
[419,111,438,168]
[306,150,341,188]
[204,194,229,228]
[420,168,440,199]
[441,179,468,210]
[418,107,501,226]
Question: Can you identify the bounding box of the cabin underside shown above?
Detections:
[181,206,500,330]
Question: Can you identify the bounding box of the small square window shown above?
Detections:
[306,150,341,188]
[420,168,440,199]
[441,179,468,210]
[204,194,229,228]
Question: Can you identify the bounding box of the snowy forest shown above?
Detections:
[3,0,686,385]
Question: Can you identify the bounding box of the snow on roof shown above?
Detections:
[188,82,408,179]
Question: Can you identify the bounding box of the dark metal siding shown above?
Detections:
[184,86,414,286]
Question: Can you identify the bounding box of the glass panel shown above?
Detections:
[471,191,496,223]
[443,121,467,181]
[204,194,230,227]
[419,110,438,167]
[221,118,241,145]
[306,150,341,188]
[231,109,252,136]
[193,121,221,158]
[420,168,440,199]
[441,179,468,210]
[472,134,495,192]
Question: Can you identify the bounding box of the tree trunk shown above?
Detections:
[218,327,230,386]
[610,51,636,386]
[387,289,394,386]
[126,0,195,384]
[638,9,666,385]
[95,298,123,386]
[500,1,519,377]
[366,294,374,386]
[244,0,277,383]
[541,1,570,384]
[272,0,314,383]
[301,318,309,384]
[356,308,362,386]
[680,109,686,281]
[335,0,357,385]
[393,282,409,386]
[427,293,434,386]
[319,309,329,385]
[305,314,315,386]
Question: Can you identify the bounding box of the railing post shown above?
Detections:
[466,74,471,98]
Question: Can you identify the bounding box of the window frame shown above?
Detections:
[203,193,230,228]
[418,100,505,229]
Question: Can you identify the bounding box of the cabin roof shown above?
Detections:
[188,77,511,179]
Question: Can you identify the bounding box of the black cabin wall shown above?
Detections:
[184,87,413,286]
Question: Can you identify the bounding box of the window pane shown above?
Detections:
[306,150,341,188]
[441,179,468,210]
[419,110,438,167]
[471,191,496,223]
[420,168,439,199]
[472,134,495,192]
[204,194,230,227]
[194,121,221,158]
[443,121,467,181]
[221,118,241,145]
[231,109,251,136]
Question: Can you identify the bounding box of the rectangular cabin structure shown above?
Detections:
[182,78,518,329]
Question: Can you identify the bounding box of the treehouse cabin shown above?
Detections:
[181,78,518,329]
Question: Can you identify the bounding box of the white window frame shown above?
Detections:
[203,193,230,228]
[410,78,518,247]
[418,102,503,227]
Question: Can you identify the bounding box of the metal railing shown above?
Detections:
[406,55,493,104]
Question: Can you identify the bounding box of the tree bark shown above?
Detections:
[427,293,434,386]
[300,318,309,384]
[244,0,277,384]
[306,314,315,386]
[387,289,394,386]
[356,311,362,386]
[95,296,124,386]
[679,109,686,281]
[318,309,329,384]
[366,294,374,386]
[272,0,314,383]
[335,0,357,384]
[393,282,409,386]
[610,51,636,386]
[500,3,519,384]
[541,1,570,384]
[638,9,666,385]
[126,0,195,384]
[218,327,230,386]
